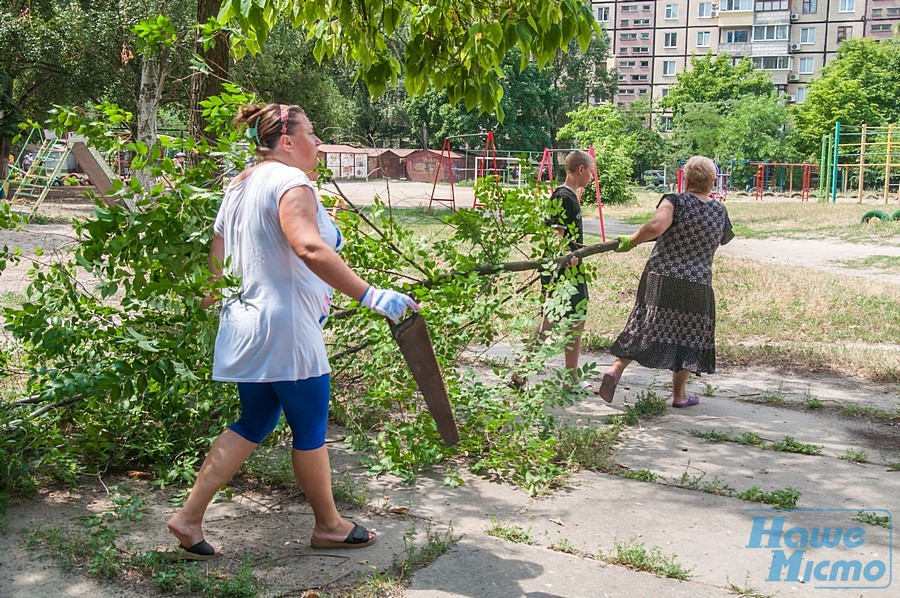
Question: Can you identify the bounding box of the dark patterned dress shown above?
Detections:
[610,193,734,374]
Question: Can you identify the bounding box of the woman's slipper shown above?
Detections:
[673,394,701,408]
[165,539,219,561]
[599,372,618,404]
[310,522,376,549]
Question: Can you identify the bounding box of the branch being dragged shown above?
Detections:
[328,239,621,321]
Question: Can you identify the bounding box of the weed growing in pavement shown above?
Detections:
[689,429,732,442]
[555,423,622,472]
[484,518,536,545]
[670,470,735,497]
[853,511,891,529]
[609,389,667,425]
[734,486,801,510]
[726,574,776,597]
[352,523,455,596]
[332,475,369,507]
[599,537,693,580]
[136,552,261,597]
[838,449,869,463]
[621,468,658,482]
[760,390,788,406]
[701,382,717,396]
[549,537,585,556]
[841,404,898,420]
[735,432,767,447]
[770,436,823,455]
[886,461,900,471]
[804,395,824,409]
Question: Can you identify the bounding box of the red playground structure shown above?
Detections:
[429,132,499,210]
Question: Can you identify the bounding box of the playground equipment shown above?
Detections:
[820,122,900,204]
[429,132,499,210]
[5,132,125,219]
[537,147,606,242]
[860,209,900,223]
[749,162,815,201]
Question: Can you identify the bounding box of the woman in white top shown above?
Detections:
[166,103,417,560]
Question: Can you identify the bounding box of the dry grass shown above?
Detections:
[604,190,900,244]
[585,250,899,383]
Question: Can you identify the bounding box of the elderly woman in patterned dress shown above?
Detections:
[600,155,734,408]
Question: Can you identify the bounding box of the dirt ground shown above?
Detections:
[1,183,897,597]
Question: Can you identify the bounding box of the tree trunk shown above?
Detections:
[188,0,229,160]
[135,50,168,189]
[0,135,9,182]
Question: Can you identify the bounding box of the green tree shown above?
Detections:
[218,0,600,119]
[662,53,775,115]
[558,104,636,204]
[793,38,900,156]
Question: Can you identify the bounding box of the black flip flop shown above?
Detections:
[166,539,219,561]
[310,522,376,549]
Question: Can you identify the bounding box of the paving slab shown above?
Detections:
[406,535,733,598]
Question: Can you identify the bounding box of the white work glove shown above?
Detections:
[359,286,419,323]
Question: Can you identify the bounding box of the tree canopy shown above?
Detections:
[662,53,775,115]
[793,38,900,156]
[217,0,600,119]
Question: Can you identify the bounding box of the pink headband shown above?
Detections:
[279,104,289,135]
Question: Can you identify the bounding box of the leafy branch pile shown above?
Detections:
[0,89,614,498]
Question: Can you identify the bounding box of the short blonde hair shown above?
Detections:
[683,156,717,195]
[565,150,594,174]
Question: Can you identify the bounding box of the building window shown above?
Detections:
[887,8,900,15]
[726,29,750,43]
[665,4,679,19]
[872,24,892,32]
[633,46,650,53]
[799,57,814,74]
[597,6,610,21]
[697,31,711,47]
[622,4,638,12]
[752,56,791,70]
[642,4,652,10]
[721,0,753,10]
[618,74,627,81]
[641,32,651,39]
[753,25,789,41]
[622,89,636,95]
[664,32,678,47]
[796,87,808,103]
[621,33,638,40]
[872,8,882,16]
[633,18,651,25]
[800,28,815,44]
[638,88,648,94]
[698,2,713,17]
[621,19,630,26]
[659,116,673,132]
[838,0,855,12]
[619,47,629,54]
[802,0,817,13]
[755,0,788,10]
[663,60,677,75]
[631,74,649,81]
[620,60,637,67]
[837,26,852,42]
[640,60,650,67]
[661,88,670,97]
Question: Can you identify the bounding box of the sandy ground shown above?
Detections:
[0,182,897,597]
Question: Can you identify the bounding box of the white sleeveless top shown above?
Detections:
[212,161,343,382]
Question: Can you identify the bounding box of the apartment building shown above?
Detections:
[592,0,900,126]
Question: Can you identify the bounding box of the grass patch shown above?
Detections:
[735,432,767,447]
[734,486,801,509]
[688,429,732,442]
[839,255,900,273]
[838,449,869,463]
[841,404,899,420]
[623,212,654,225]
[556,423,622,472]
[599,537,693,580]
[700,381,717,396]
[609,389,668,425]
[670,470,735,497]
[770,436,823,455]
[853,511,891,529]
[804,395,824,409]
[484,519,536,545]
[549,537,588,557]
[620,468,658,482]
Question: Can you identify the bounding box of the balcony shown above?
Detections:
[750,41,790,55]
[717,10,754,27]
[754,10,791,25]
[718,42,752,55]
